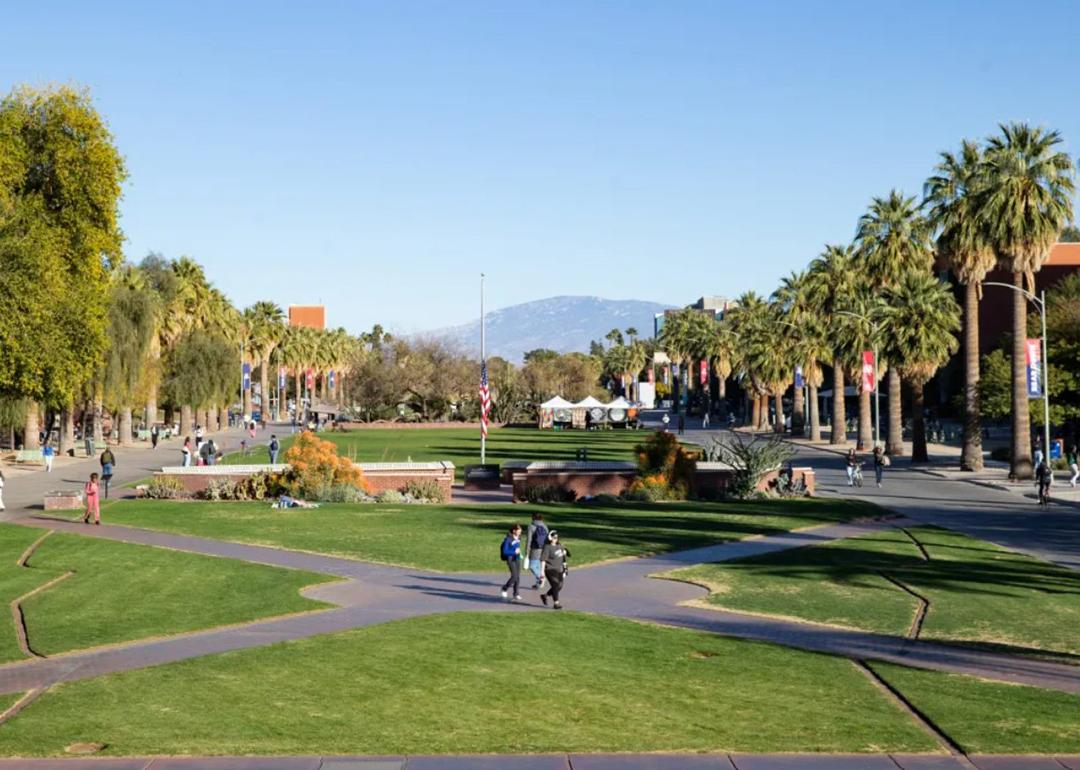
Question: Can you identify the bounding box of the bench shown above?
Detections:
[15,449,44,464]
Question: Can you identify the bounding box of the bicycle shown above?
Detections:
[851,462,864,488]
[1037,481,1051,507]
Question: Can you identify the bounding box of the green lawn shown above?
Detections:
[669,526,1080,657]
[221,425,647,478]
[85,497,878,572]
[870,662,1080,754]
[0,612,939,756]
[0,523,333,660]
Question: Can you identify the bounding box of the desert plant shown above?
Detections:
[402,478,447,503]
[521,482,577,504]
[624,474,673,501]
[145,476,185,500]
[376,489,409,504]
[283,431,370,498]
[705,433,795,499]
[320,483,374,503]
[632,430,697,499]
[199,476,237,501]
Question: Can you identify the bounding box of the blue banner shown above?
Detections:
[1025,339,1042,397]
[329,370,336,389]
[242,362,251,391]
[794,365,804,389]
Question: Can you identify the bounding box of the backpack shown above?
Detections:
[499,537,511,562]
[530,524,548,551]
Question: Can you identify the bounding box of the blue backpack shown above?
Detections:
[530,524,548,550]
[500,537,515,562]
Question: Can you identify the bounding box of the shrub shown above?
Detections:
[522,482,577,504]
[704,433,795,499]
[321,483,375,503]
[631,431,697,500]
[146,476,185,500]
[283,431,371,499]
[402,479,447,503]
[199,477,237,501]
[376,489,409,504]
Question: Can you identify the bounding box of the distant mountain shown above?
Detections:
[423,296,674,362]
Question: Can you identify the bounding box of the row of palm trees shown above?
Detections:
[660,122,1075,476]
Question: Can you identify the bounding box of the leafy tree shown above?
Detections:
[1061,225,1080,242]
[978,122,1075,479]
[806,244,858,445]
[102,267,157,444]
[161,331,236,437]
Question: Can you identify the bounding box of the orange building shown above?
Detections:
[288,305,326,330]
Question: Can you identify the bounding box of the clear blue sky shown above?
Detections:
[4,1,1078,334]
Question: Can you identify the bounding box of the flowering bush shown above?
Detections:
[282,431,370,499]
[629,430,697,500]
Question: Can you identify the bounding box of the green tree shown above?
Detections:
[161,330,236,438]
[978,122,1075,478]
[0,85,126,447]
[807,244,858,445]
[244,301,285,423]
[924,140,997,471]
[102,266,157,445]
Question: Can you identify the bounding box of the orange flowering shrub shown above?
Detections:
[283,431,371,499]
[629,430,697,500]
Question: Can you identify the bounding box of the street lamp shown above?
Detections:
[836,311,886,450]
[983,282,1050,466]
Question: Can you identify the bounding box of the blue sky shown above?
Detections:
[4,1,1078,334]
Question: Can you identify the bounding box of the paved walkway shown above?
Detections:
[0,751,1077,768]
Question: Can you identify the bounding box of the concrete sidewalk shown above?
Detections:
[0,752,1077,769]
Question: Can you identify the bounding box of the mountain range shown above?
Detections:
[423,295,673,362]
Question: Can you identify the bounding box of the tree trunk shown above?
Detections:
[259,356,271,425]
[750,393,760,430]
[857,386,872,450]
[718,375,727,416]
[60,406,75,455]
[23,404,39,449]
[118,407,134,447]
[92,398,104,445]
[758,394,769,430]
[164,405,175,429]
[886,368,903,456]
[146,392,158,429]
[792,382,804,436]
[911,381,928,462]
[295,372,303,425]
[208,405,218,433]
[277,368,287,422]
[1010,272,1032,479]
[243,382,253,420]
[180,404,193,438]
[961,281,984,471]
[773,392,784,433]
[830,362,846,445]
[808,384,821,441]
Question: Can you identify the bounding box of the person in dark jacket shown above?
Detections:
[525,513,549,589]
[540,529,571,610]
[499,525,523,601]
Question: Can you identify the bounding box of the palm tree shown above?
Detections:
[978,123,1075,479]
[660,309,712,414]
[699,320,736,417]
[924,140,997,471]
[855,190,933,454]
[807,244,858,445]
[726,293,774,430]
[245,301,285,424]
[885,272,961,462]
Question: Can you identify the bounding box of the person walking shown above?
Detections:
[1033,435,1044,469]
[846,448,859,487]
[525,513,549,590]
[150,424,159,450]
[1068,444,1079,488]
[872,445,887,487]
[42,443,55,473]
[268,435,280,465]
[99,447,116,499]
[499,524,523,601]
[195,424,205,444]
[83,472,101,524]
[702,410,710,430]
[182,436,192,467]
[540,530,571,610]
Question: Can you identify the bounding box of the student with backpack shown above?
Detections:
[499,524,523,602]
[540,530,571,610]
[525,513,549,589]
[268,435,280,464]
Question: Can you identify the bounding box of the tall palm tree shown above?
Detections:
[807,244,858,445]
[833,288,887,450]
[978,123,1075,479]
[855,190,933,454]
[726,292,774,430]
[885,272,961,462]
[659,309,713,414]
[924,140,997,471]
[245,301,285,424]
[699,320,736,417]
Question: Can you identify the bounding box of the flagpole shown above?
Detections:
[480,273,486,464]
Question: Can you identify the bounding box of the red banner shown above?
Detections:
[700,360,709,385]
[647,368,655,384]
[861,351,875,393]
[305,369,314,390]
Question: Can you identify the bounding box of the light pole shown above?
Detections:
[837,311,886,450]
[983,282,1050,466]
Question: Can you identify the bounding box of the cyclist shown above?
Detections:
[1035,460,1052,506]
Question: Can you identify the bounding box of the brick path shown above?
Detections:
[0,752,1078,768]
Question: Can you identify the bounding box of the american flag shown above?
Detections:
[479,360,491,438]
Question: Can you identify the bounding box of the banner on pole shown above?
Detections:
[278,367,286,389]
[241,363,251,391]
[794,365,804,389]
[647,368,655,384]
[305,369,314,390]
[861,351,875,393]
[328,370,336,390]
[700,360,708,385]
[1025,339,1043,397]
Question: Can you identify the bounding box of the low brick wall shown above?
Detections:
[694,463,816,498]
[512,461,639,501]
[154,464,290,494]
[44,490,84,510]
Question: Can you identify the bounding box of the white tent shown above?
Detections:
[573,396,605,409]
[539,396,575,409]
[605,396,632,409]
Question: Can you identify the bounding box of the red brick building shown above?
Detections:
[288,305,326,330]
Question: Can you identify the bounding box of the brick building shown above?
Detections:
[288,305,326,330]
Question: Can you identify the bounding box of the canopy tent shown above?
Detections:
[605,396,632,409]
[539,396,575,409]
[573,396,606,409]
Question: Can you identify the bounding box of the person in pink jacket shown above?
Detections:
[83,472,101,525]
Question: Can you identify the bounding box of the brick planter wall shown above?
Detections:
[44,491,84,510]
[694,463,816,498]
[512,461,639,502]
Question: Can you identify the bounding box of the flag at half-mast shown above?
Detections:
[479,360,491,438]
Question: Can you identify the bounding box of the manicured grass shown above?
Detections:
[221,426,646,478]
[670,526,1080,657]
[0,523,333,660]
[0,612,938,756]
[870,662,1080,754]
[87,497,879,572]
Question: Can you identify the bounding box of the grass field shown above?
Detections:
[0,612,940,756]
[221,426,647,478]
[670,526,1080,657]
[83,497,878,572]
[0,523,332,660]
